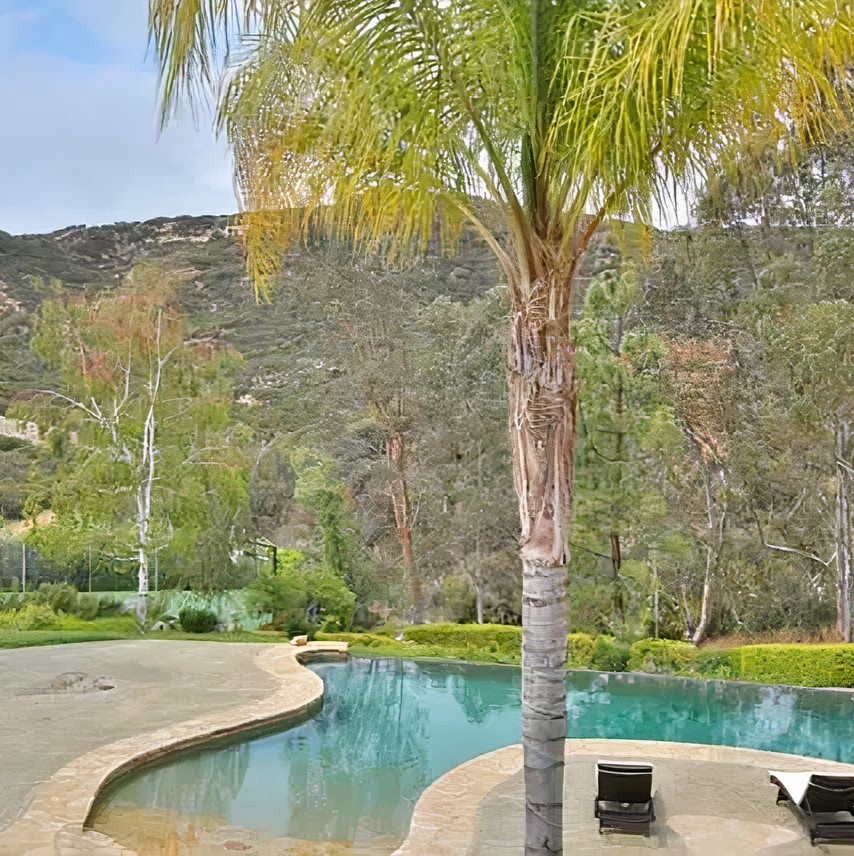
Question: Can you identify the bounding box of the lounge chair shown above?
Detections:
[770,770,854,846]
[594,760,656,834]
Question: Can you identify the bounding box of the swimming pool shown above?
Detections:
[89,656,854,854]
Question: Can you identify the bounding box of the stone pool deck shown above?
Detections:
[0,639,347,856]
[397,740,854,856]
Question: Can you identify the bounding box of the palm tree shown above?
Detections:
[149,2,852,852]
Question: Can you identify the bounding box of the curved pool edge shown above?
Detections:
[393,739,854,856]
[0,641,348,856]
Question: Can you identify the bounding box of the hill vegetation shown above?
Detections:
[0,138,852,648]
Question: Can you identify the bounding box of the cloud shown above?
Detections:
[0,0,235,234]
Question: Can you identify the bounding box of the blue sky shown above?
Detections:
[0,0,235,234]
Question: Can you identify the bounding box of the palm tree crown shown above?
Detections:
[151,0,852,295]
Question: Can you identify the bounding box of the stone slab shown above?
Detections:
[396,740,854,856]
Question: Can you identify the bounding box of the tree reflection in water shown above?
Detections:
[91,659,854,854]
[92,657,522,850]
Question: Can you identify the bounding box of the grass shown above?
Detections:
[0,625,288,649]
[0,629,132,649]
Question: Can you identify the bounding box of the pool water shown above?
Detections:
[89,657,854,853]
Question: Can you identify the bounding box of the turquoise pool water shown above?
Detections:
[90,657,854,851]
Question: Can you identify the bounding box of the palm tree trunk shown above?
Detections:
[509,287,574,856]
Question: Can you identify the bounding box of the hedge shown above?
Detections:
[566,632,594,668]
[591,635,631,672]
[693,644,854,688]
[403,622,522,656]
[628,638,696,675]
[321,625,854,688]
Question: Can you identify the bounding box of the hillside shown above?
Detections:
[0,215,507,414]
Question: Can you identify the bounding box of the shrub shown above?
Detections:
[36,583,78,615]
[0,603,58,630]
[402,622,522,655]
[567,632,595,668]
[628,638,697,675]
[688,644,854,688]
[734,644,854,688]
[244,572,307,616]
[178,606,219,634]
[75,593,100,621]
[590,635,630,672]
[284,616,317,639]
[690,649,738,680]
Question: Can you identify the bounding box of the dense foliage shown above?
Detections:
[178,605,219,633]
[0,127,852,646]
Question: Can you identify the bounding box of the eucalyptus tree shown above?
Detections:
[29,267,242,624]
[150,1,853,850]
[762,303,854,641]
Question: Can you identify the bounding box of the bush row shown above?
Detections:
[340,627,854,687]
[691,644,854,688]
[402,622,522,655]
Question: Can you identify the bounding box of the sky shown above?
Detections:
[0,0,236,235]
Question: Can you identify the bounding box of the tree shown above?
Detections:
[150,2,853,850]
[27,266,243,622]
[763,304,854,641]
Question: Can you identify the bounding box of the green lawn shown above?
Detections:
[0,627,288,649]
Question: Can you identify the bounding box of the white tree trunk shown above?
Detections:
[691,546,713,644]
[522,559,568,854]
[135,312,167,630]
[136,414,154,627]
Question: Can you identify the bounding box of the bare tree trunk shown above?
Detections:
[681,582,697,641]
[135,311,169,629]
[509,287,574,856]
[609,531,624,623]
[691,546,713,644]
[691,463,726,644]
[388,432,422,621]
[475,579,484,624]
[836,420,852,643]
[610,367,626,623]
[136,404,155,628]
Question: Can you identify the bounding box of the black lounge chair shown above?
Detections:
[594,760,656,834]
[771,771,854,846]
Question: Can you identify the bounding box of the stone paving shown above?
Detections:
[0,640,345,856]
[397,740,854,856]
[0,641,280,832]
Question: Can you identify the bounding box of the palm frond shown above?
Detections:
[150,0,854,296]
